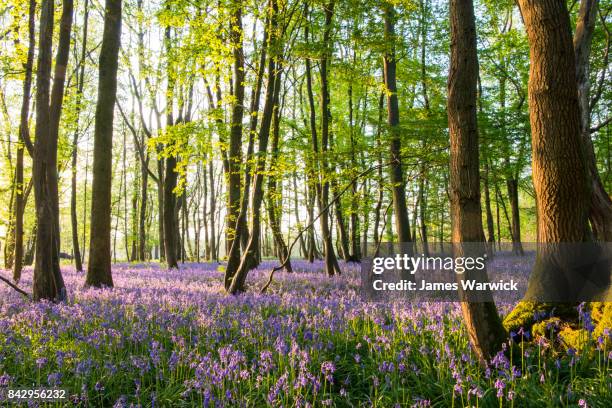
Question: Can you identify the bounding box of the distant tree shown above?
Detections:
[383,4,413,248]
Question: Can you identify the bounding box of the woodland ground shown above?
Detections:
[0,255,610,407]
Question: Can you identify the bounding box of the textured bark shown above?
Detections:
[573,0,612,241]
[516,0,606,301]
[13,0,36,282]
[32,0,71,301]
[518,0,591,243]
[448,0,505,363]
[87,0,121,288]
[383,5,412,246]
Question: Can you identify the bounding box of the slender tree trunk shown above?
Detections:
[383,4,412,247]
[448,0,505,363]
[209,159,217,262]
[372,93,385,249]
[318,1,342,276]
[223,0,251,277]
[70,0,88,272]
[266,98,292,271]
[86,0,121,288]
[224,0,245,255]
[138,154,149,261]
[33,0,72,301]
[506,178,524,255]
[227,0,281,293]
[348,82,360,261]
[13,0,36,282]
[162,24,179,269]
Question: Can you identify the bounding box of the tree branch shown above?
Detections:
[0,273,31,299]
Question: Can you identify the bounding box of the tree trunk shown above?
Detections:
[266,91,292,272]
[448,0,505,363]
[483,159,496,254]
[138,154,149,261]
[13,0,36,282]
[208,159,217,262]
[86,0,121,288]
[226,0,245,254]
[573,0,612,241]
[227,0,281,293]
[318,1,342,276]
[383,4,412,247]
[33,0,72,301]
[506,178,524,255]
[515,0,606,302]
[70,0,88,272]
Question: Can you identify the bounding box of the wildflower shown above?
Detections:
[0,373,11,387]
[36,357,48,369]
[321,361,336,381]
[494,379,505,398]
[47,372,61,386]
[578,398,588,408]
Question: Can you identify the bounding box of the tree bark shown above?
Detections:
[226,0,245,254]
[573,0,612,241]
[383,4,412,247]
[515,0,606,302]
[13,0,36,282]
[266,95,292,272]
[227,0,281,293]
[86,0,121,287]
[448,0,505,363]
[32,0,72,301]
[318,1,342,276]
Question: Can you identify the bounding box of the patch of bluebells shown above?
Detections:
[0,258,609,407]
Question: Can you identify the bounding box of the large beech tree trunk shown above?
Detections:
[518,0,591,244]
[383,5,412,247]
[514,0,608,302]
[33,0,72,301]
[448,0,505,363]
[86,0,121,288]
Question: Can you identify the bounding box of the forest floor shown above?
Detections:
[0,257,610,407]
